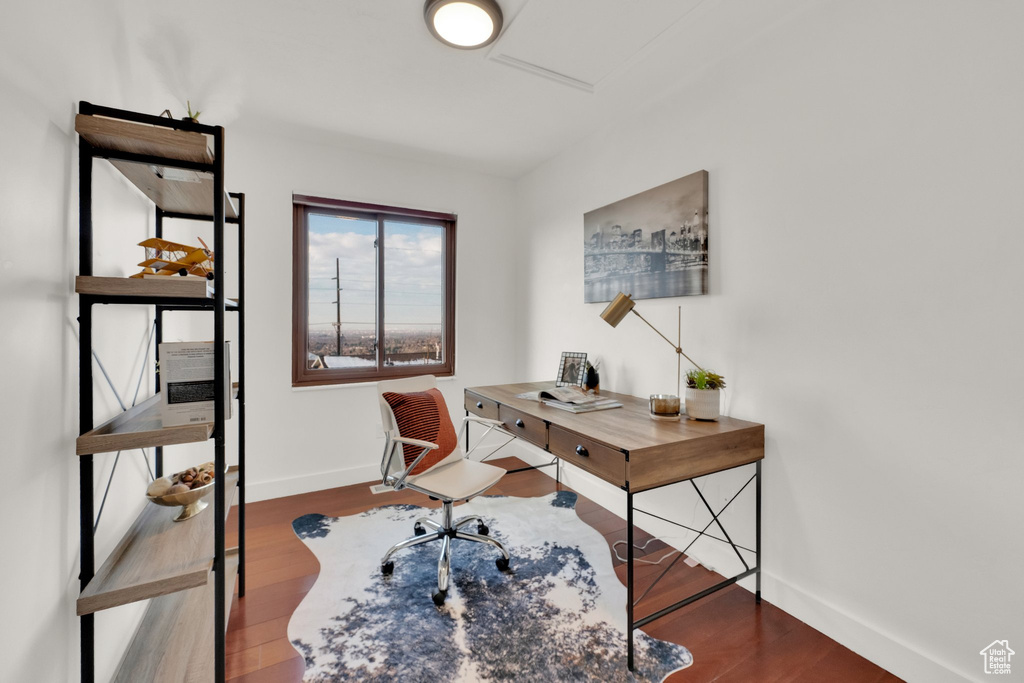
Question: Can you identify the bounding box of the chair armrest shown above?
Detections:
[383,436,439,490]
[392,435,440,451]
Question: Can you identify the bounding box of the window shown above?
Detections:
[292,195,456,386]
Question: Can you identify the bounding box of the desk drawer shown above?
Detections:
[549,426,625,487]
[465,391,499,420]
[499,405,547,448]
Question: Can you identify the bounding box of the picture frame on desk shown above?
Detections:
[556,352,587,388]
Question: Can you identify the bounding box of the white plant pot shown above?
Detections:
[685,388,721,421]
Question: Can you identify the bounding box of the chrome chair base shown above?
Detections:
[380,500,511,604]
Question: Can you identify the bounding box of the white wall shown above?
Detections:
[226,123,519,502]
[512,1,1024,681]
[0,86,164,682]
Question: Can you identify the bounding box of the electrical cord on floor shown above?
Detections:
[611,538,680,565]
[612,477,712,565]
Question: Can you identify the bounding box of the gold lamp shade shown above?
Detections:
[600,292,636,328]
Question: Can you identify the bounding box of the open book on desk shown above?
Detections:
[516,386,623,413]
[542,397,623,413]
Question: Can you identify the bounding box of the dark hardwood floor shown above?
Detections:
[224,457,899,682]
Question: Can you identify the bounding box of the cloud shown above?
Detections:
[307,227,444,328]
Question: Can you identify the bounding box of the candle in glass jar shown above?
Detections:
[649,394,681,418]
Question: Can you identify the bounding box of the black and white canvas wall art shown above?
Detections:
[584,170,709,303]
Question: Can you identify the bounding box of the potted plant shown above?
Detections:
[685,369,725,421]
[159,101,201,123]
[183,100,201,123]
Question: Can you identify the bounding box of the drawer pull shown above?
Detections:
[476,401,483,409]
[515,419,525,428]
[575,445,589,457]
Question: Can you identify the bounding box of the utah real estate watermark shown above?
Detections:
[980,640,1014,675]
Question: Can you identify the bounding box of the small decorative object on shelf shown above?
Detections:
[184,100,201,123]
[160,100,202,123]
[584,360,600,393]
[131,237,215,280]
[685,369,725,421]
[556,351,588,388]
[649,394,681,421]
[147,462,218,522]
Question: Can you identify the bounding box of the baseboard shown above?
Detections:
[246,463,381,502]
[763,574,972,682]
[513,441,971,683]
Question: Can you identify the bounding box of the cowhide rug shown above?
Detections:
[289,491,692,682]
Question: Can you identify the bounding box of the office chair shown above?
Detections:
[377,375,513,605]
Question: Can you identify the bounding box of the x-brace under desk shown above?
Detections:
[464,382,765,671]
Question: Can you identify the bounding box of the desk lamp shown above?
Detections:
[599,292,703,398]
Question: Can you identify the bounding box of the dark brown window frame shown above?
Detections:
[292,194,456,387]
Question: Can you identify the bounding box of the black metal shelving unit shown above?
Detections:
[76,101,245,683]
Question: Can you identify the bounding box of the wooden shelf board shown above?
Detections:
[76,113,213,165]
[226,466,240,517]
[77,393,213,456]
[76,275,214,300]
[225,548,240,633]
[78,468,239,616]
[108,497,241,683]
[110,581,214,683]
[109,158,238,219]
[77,381,241,456]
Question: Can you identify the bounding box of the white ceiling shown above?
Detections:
[0,0,812,177]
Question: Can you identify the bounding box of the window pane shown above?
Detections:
[307,212,377,370]
[383,221,444,367]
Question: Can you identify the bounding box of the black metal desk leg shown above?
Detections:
[627,489,635,671]
[465,410,470,452]
[755,460,762,604]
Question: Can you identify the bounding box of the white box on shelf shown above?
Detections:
[159,341,231,427]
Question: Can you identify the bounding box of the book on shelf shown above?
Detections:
[159,341,231,427]
[541,397,623,413]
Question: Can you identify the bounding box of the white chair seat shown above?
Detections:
[408,458,505,501]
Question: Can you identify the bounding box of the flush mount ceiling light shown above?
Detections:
[424,0,503,49]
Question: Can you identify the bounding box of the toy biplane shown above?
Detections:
[131,237,215,280]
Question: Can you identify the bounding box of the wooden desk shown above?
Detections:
[466,382,765,671]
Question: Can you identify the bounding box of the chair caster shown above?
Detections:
[381,561,394,576]
[477,523,489,536]
[495,557,510,572]
[414,523,426,536]
[432,589,447,606]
